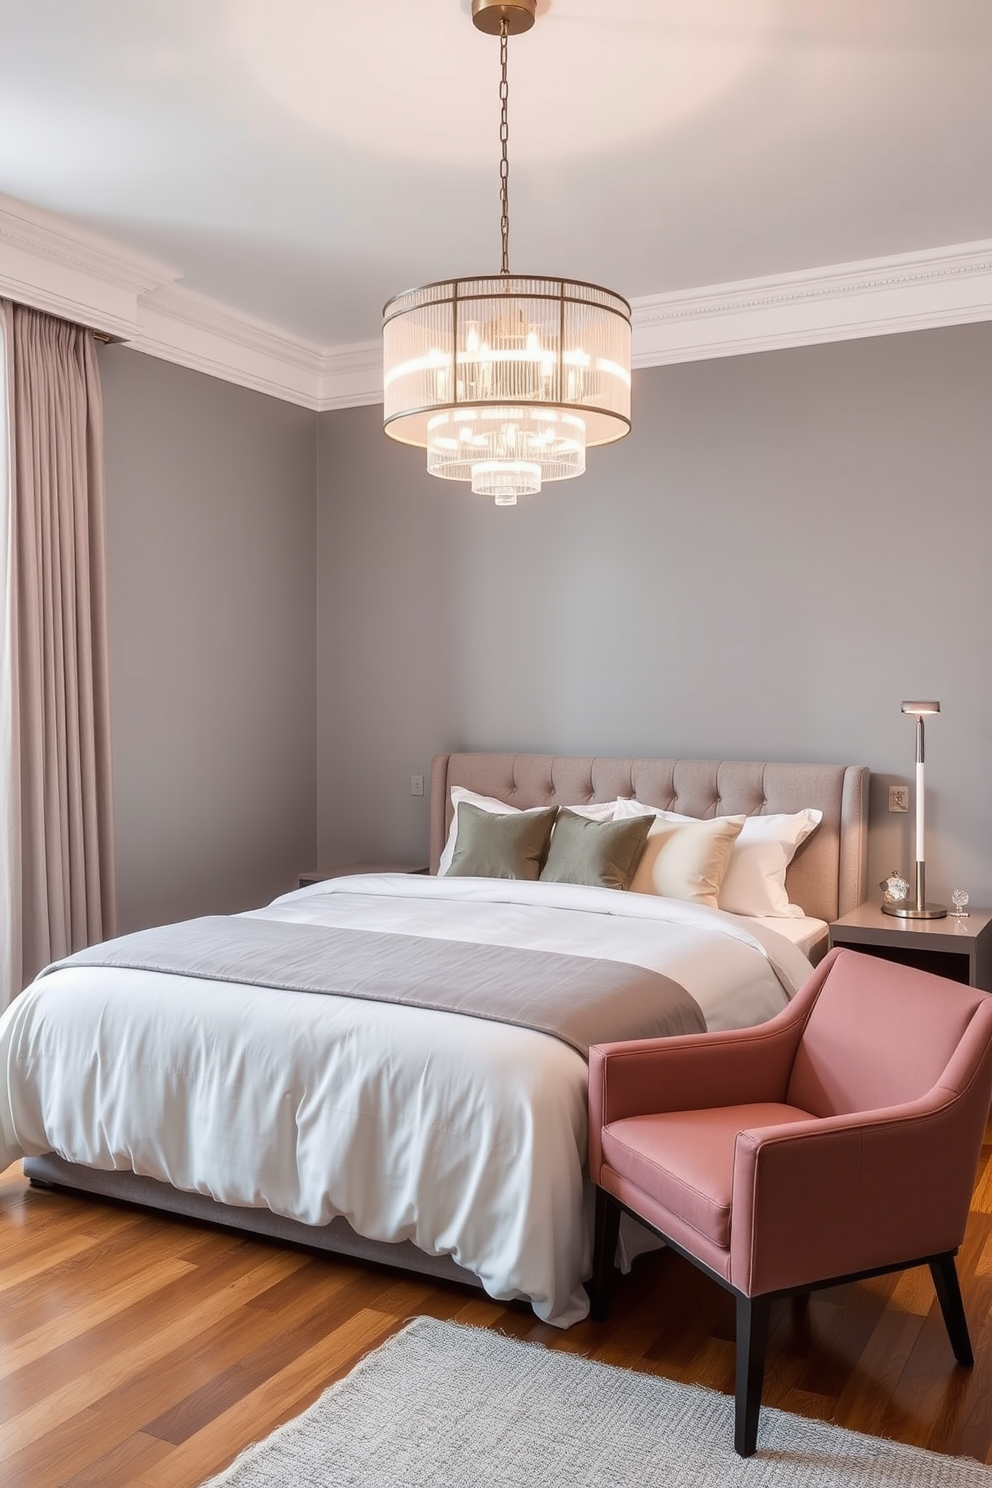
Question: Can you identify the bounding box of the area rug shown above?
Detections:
[202,1316,992,1487]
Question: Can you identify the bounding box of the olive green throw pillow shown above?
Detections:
[540,808,653,891]
[445,802,558,880]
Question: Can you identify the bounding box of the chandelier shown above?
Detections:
[382,0,632,506]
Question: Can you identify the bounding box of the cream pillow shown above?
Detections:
[438,787,613,875]
[614,799,822,917]
[612,801,745,906]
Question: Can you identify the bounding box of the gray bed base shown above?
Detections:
[23,751,869,1292]
[23,1152,484,1290]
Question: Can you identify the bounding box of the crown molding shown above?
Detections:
[130,295,385,411]
[0,191,178,336]
[317,341,384,411]
[629,240,992,368]
[3,190,992,410]
[129,285,327,410]
[0,192,329,409]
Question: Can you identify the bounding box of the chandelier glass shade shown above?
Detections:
[383,274,631,504]
[381,1,632,505]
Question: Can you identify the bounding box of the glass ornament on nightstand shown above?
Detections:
[950,889,970,918]
[880,871,911,908]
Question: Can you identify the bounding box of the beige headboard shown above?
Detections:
[429,753,869,924]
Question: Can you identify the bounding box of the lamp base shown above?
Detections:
[882,902,948,920]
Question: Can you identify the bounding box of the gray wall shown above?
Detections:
[317,322,992,906]
[100,347,317,932]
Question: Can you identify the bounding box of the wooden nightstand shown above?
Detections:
[298,862,429,889]
[829,903,992,992]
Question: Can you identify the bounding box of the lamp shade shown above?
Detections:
[383,274,632,504]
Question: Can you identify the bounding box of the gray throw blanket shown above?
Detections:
[45,916,706,1058]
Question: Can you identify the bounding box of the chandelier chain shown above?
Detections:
[499,18,510,275]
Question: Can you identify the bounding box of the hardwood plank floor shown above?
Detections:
[2,1129,992,1486]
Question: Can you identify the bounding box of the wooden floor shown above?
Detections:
[3,1132,992,1488]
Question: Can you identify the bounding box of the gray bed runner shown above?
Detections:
[45,916,705,1057]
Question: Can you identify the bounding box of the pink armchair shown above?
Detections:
[588,947,992,1456]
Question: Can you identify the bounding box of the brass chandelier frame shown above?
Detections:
[382,275,632,444]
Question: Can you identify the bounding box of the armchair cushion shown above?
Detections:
[603,1102,814,1247]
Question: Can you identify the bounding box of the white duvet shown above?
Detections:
[0,874,812,1326]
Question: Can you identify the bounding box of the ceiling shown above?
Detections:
[1,0,991,351]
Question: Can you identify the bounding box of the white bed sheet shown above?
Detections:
[737,914,829,961]
[0,875,812,1328]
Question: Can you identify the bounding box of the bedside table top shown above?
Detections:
[831,902,992,945]
[299,862,429,885]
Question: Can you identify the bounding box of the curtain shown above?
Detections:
[0,301,117,1009]
[0,306,16,1007]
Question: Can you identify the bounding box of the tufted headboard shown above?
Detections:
[429,753,869,924]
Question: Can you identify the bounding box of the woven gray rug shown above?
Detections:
[202,1315,992,1487]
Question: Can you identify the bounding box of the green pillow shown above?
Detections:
[445,802,558,880]
[540,808,653,891]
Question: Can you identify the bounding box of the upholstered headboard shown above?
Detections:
[429,753,869,924]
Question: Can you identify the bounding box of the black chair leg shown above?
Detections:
[734,1293,771,1457]
[589,1187,621,1321]
[930,1252,973,1366]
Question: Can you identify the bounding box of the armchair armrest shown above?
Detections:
[589,945,836,1137]
[730,1077,991,1296]
[588,998,811,1182]
[590,995,809,1127]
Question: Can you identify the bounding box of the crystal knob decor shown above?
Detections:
[950,889,970,918]
[880,871,911,907]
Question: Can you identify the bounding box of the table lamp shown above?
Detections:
[883,701,947,919]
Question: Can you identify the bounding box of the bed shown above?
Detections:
[2,752,868,1326]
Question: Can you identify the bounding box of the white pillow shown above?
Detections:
[613,799,822,917]
[719,810,823,917]
[438,788,614,875]
[553,802,616,821]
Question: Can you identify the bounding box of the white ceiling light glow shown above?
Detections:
[382,0,631,505]
[234,0,777,165]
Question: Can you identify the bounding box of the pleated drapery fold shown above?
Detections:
[0,301,117,1008]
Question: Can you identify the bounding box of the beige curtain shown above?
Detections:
[0,301,117,1008]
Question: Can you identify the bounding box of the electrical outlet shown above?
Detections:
[888,785,909,813]
[410,774,424,797]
